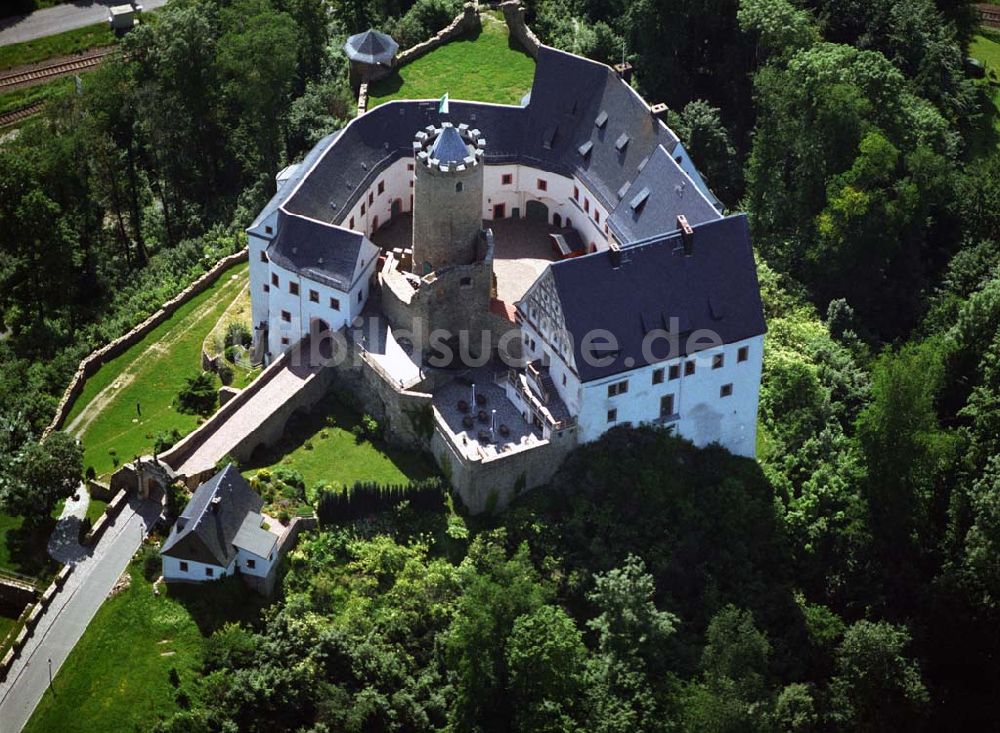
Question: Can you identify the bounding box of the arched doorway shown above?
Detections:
[372,215,380,232]
[310,317,334,360]
[552,212,562,227]
[391,198,402,218]
[525,199,548,223]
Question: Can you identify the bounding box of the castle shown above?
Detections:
[245,46,766,511]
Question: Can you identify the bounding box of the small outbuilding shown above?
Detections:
[160,465,282,594]
[108,3,142,32]
[344,28,399,88]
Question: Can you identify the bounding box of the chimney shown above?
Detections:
[614,62,633,84]
[650,102,668,121]
[677,215,694,256]
[608,241,622,268]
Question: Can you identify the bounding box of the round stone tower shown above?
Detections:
[411,123,485,275]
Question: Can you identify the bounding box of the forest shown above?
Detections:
[1,0,1000,730]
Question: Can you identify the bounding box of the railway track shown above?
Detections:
[0,47,113,92]
[0,101,45,128]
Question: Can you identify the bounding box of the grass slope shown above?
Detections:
[245,399,435,492]
[969,31,1000,155]
[0,23,114,71]
[24,560,268,733]
[368,17,535,108]
[63,263,249,477]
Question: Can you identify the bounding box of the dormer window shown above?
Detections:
[615,133,629,152]
[630,187,650,211]
[578,140,593,157]
[595,110,608,128]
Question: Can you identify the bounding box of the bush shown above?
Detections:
[224,344,240,363]
[166,482,188,518]
[225,322,252,349]
[177,372,217,415]
[154,428,183,453]
[85,466,96,481]
[316,477,445,524]
[215,454,240,472]
[217,361,234,386]
[141,542,162,581]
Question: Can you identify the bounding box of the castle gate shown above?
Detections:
[525,199,548,223]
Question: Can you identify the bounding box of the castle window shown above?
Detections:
[407,163,414,171]
[409,180,413,188]
[263,284,269,293]
[502,173,513,185]
[456,181,464,193]
[537,178,548,192]
[264,225,273,234]
[272,273,279,287]
[712,354,724,369]
[205,567,214,577]
[377,180,384,195]
[660,394,675,417]
[246,558,256,569]
[259,251,267,263]
[309,289,319,303]
[595,210,601,224]
[289,282,299,296]
[685,360,696,376]
[608,380,628,397]
[562,374,567,386]
[281,336,289,345]
[607,408,617,423]
[330,297,340,311]
[349,216,355,229]
[652,368,664,385]
[358,290,364,302]
[738,346,749,363]
[368,191,374,205]
[281,310,291,322]
[460,276,472,288]
[720,383,733,398]
[361,203,366,215]
[669,364,680,380]
[179,561,188,572]
[584,198,590,213]
[573,186,579,201]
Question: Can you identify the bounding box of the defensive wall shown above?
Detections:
[500,1,541,58]
[43,248,249,439]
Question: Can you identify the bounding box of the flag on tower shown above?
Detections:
[438,93,449,114]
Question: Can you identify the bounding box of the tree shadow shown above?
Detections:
[164,574,272,636]
[3,517,59,581]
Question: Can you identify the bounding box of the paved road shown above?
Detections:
[0,496,160,733]
[0,0,169,47]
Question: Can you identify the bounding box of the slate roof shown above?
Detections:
[344,29,398,65]
[161,465,264,568]
[267,210,373,291]
[280,46,697,228]
[429,126,471,165]
[608,145,720,242]
[232,511,277,558]
[544,214,766,382]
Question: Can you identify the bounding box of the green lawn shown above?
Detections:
[0,23,115,71]
[24,559,269,733]
[245,398,436,493]
[368,16,535,108]
[969,31,1000,155]
[63,263,249,478]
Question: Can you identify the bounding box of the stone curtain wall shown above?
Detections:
[356,3,481,115]
[43,249,250,439]
[499,1,541,58]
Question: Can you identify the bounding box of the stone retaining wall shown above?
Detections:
[395,3,480,66]
[0,565,72,682]
[500,1,541,58]
[82,489,129,546]
[43,248,249,439]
